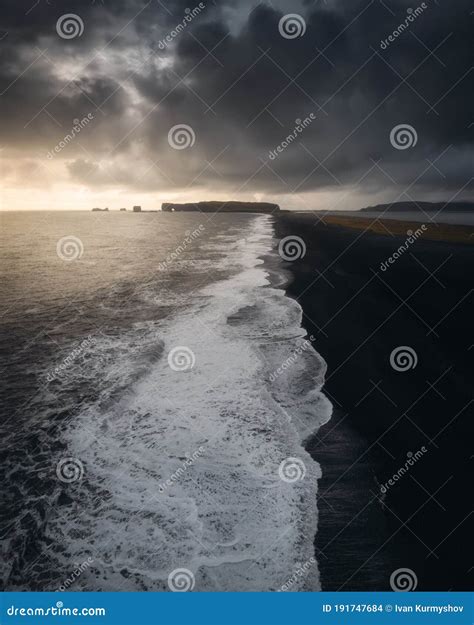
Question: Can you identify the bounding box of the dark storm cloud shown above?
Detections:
[1,0,473,202]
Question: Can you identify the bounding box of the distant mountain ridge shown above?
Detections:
[360,201,473,213]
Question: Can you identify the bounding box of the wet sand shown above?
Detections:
[274,212,473,590]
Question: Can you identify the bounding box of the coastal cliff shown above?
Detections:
[162,201,280,214]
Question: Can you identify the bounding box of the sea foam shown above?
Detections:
[41,214,332,591]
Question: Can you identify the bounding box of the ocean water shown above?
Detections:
[0,211,332,592]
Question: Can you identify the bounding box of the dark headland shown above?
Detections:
[273,211,473,591]
[162,201,280,213]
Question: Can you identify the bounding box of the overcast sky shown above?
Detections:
[1,0,472,210]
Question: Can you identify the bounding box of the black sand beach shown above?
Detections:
[274,213,473,591]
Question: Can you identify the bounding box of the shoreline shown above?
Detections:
[262,224,332,591]
[273,212,473,591]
